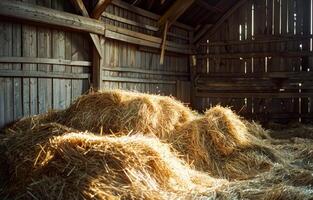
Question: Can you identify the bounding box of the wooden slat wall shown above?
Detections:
[0,0,90,128]
[196,0,313,123]
[101,3,191,103]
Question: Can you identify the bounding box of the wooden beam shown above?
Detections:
[195,0,223,13]
[103,12,159,31]
[192,24,212,43]
[103,14,189,40]
[198,51,313,59]
[91,0,112,19]
[158,0,195,28]
[111,0,194,31]
[103,67,189,76]
[105,25,193,54]
[0,0,105,35]
[70,0,103,58]
[0,70,89,79]
[195,91,313,98]
[0,57,91,66]
[160,21,169,65]
[197,0,248,44]
[103,76,176,84]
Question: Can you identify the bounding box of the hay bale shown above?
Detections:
[2,124,225,200]
[61,90,196,138]
[2,110,62,134]
[2,123,77,194]
[171,106,280,180]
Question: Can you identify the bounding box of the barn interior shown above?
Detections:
[1,0,313,199]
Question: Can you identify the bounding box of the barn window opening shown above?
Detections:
[272,1,275,35]
[293,13,297,35]
[265,57,268,72]
[279,0,282,34]
[239,24,242,41]
[206,39,210,73]
[252,3,255,38]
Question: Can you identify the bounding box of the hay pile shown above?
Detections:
[1,123,224,200]
[214,165,313,200]
[171,106,280,180]
[2,110,62,134]
[61,90,196,138]
[2,90,313,199]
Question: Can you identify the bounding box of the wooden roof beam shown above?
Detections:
[158,0,195,28]
[195,0,223,13]
[192,24,212,43]
[197,0,248,45]
[0,0,105,35]
[91,0,112,19]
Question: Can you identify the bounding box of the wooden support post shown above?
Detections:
[190,54,197,109]
[70,0,110,90]
[160,20,169,65]
[92,36,105,90]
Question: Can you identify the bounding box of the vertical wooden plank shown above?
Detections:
[12,23,23,121]
[22,18,38,116]
[270,0,282,121]
[37,0,52,114]
[301,0,311,121]
[37,28,52,113]
[0,22,13,127]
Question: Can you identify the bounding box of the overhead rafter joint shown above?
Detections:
[195,0,223,13]
[70,0,108,58]
[197,0,248,45]
[192,24,212,43]
[91,0,112,19]
[157,0,195,28]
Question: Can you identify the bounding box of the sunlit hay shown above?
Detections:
[2,110,63,134]
[244,120,272,140]
[61,90,196,137]
[6,132,225,200]
[2,123,77,194]
[171,106,280,180]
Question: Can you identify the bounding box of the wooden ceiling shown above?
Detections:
[120,0,237,28]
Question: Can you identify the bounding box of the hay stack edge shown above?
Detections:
[1,90,313,200]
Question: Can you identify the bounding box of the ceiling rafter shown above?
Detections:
[195,0,223,13]
[196,0,248,45]
[157,0,195,28]
[91,0,112,19]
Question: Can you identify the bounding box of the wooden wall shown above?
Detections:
[0,0,91,128]
[196,0,313,123]
[100,1,192,103]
